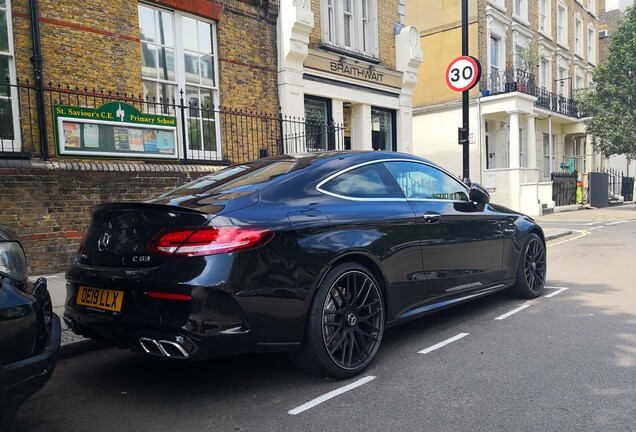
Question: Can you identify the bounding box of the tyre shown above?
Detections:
[510,233,546,299]
[292,262,385,379]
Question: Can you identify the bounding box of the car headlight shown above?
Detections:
[0,241,28,282]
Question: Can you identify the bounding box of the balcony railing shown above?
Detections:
[479,69,584,118]
[479,69,536,97]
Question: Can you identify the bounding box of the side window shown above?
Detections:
[384,161,469,201]
[319,163,403,199]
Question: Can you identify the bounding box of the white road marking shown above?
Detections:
[288,376,376,415]
[495,304,531,320]
[585,222,603,226]
[549,229,590,246]
[544,287,570,298]
[418,333,469,354]
[606,220,627,226]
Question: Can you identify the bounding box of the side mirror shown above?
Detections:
[469,183,490,204]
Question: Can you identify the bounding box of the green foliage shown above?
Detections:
[579,7,636,163]
[516,38,540,73]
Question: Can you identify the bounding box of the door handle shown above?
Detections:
[422,212,441,224]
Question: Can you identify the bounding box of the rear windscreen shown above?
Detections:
[151,161,301,200]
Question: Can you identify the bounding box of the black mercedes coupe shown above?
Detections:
[64,151,546,379]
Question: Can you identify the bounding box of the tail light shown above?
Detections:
[150,226,274,257]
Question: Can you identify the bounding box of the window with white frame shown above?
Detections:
[587,26,595,62]
[539,0,547,32]
[514,0,528,21]
[542,133,554,178]
[587,0,595,14]
[321,0,378,58]
[540,58,550,89]
[575,16,583,56]
[490,35,501,75]
[575,74,583,89]
[557,66,567,95]
[519,127,526,168]
[514,44,524,69]
[557,4,567,46]
[139,3,220,158]
[1,0,19,150]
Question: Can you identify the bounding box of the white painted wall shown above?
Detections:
[609,154,636,177]
[412,105,482,183]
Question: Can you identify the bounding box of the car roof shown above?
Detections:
[259,150,436,166]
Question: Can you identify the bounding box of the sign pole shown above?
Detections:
[461,0,470,183]
[445,7,480,184]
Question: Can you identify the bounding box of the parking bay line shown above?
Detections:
[544,286,570,298]
[418,333,469,354]
[288,376,376,415]
[495,304,531,320]
[606,220,627,226]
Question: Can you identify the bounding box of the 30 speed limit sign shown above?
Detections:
[445,56,481,92]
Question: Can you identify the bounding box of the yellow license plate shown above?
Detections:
[76,286,124,312]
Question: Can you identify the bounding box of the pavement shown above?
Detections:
[37,223,578,357]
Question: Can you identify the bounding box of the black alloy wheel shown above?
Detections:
[322,269,384,372]
[511,233,546,298]
[292,263,385,379]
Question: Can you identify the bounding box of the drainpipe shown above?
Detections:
[30,0,48,160]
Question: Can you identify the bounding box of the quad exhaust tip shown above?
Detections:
[139,337,190,359]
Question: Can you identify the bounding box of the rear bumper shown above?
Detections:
[62,310,265,360]
[0,314,61,406]
[63,278,305,360]
[63,253,316,360]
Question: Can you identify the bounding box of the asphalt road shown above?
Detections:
[13,206,636,432]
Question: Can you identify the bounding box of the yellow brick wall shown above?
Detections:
[12,0,142,93]
[407,0,479,107]
[217,4,278,113]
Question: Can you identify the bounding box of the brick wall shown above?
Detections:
[0,161,218,275]
[217,1,278,112]
[12,0,142,94]
[599,9,625,63]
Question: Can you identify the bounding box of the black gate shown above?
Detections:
[623,177,635,201]
[551,172,577,206]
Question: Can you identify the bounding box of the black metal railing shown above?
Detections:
[479,69,536,97]
[551,172,577,206]
[1,78,343,163]
[534,88,581,117]
[599,167,635,201]
[480,69,584,118]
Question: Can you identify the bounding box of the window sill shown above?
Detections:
[538,29,552,40]
[319,44,381,65]
[512,14,530,27]
[486,0,506,13]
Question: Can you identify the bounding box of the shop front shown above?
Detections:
[277,1,422,155]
